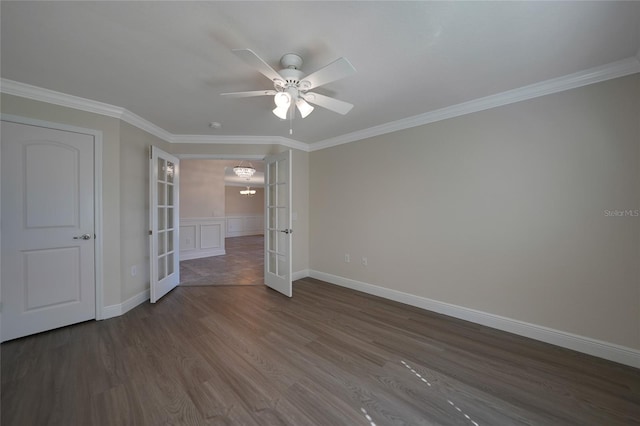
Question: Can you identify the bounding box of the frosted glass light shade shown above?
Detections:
[296,98,314,118]
[273,105,289,119]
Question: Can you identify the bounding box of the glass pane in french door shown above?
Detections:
[268,161,276,184]
[167,184,174,206]
[269,252,277,275]
[158,256,166,280]
[166,161,174,183]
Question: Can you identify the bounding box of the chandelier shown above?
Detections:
[240,186,256,197]
[233,161,256,179]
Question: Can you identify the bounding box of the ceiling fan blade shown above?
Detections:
[301,57,356,90]
[303,92,354,115]
[232,49,283,83]
[221,90,276,98]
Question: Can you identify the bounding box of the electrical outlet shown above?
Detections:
[362,257,368,266]
[131,265,138,277]
[345,253,350,263]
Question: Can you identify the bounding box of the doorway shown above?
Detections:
[178,158,265,286]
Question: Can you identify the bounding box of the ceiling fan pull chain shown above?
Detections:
[289,103,294,135]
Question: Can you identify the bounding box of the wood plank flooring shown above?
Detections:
[2,278,640,425]
[180,235,264,286]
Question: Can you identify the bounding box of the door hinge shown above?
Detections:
[149,230,153,235]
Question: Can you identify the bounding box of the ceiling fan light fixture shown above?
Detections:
[273,91,292,119]
[274,91,291,107]
[273,105,289,120]
[296,98,314,118]
[222,49,356,124]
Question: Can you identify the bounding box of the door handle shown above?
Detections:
[73,234,92,240]
[279,229,293,234]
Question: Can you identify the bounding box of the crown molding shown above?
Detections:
[0,78,311,150]
[120,109,174,143]
[1,78,124,118]
[176,153,266,160]
[3,55,639,153]
[0,78,176,143]
[309,55,640,152]
[172,134,310,152]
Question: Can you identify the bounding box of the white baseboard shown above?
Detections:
[180,248,226,261]
[292,269,310,281]
[308,270,640,369]
[100,270,308,321]
[101,289,149,320]
[226,231,264,238]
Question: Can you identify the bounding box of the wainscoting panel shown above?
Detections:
[226,217,243,235]
[180,225,197,251]
[201,224,222,249]
[180,218,226,260]
[226,215,264,238]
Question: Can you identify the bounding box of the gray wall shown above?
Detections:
[310,74,640,349]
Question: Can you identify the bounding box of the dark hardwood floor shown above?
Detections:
[180,235,264,286]
[2,278,639,425]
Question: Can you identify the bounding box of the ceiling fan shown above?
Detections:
[221,49,356,121]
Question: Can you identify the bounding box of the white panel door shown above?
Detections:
[264,150,292,297]
[1,120,96,341]
[149,146,180,303]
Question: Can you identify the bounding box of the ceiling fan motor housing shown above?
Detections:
[276,68,305,88]
[280,53,303,70]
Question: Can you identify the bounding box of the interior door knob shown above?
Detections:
[73,233,92,240]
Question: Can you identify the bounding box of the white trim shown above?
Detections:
[180,248,226,261]
[1,80,123,118]
[3,56,639,153]
[176,153,266,161]
[93,124,105,320]
[309,56,640,151]
[119,109,174,143]
[292,269,309,281]
[0,79,175,144]
[0,114,106,321]
[102,289,150,320]
[308,270,640,369]
[172,134,310,152]
[0,79,308,150]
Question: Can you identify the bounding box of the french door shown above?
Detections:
[149,146,180,303]
[264,150,292,297]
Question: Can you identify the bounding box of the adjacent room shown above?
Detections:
[179,159,265,287]
[1,1,639,425]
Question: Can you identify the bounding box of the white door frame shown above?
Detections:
[0,114,105,323]
[174,153,269,274]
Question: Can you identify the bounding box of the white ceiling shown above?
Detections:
[2,1,639,146]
